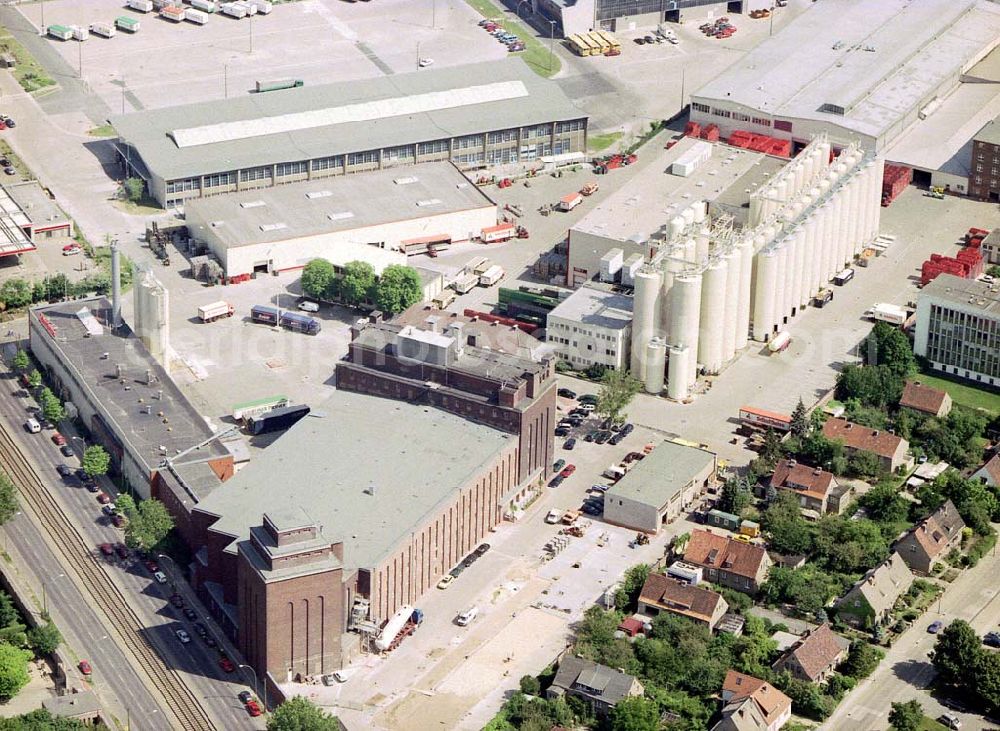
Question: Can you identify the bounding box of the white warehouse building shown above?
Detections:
[185,162,498,279]
[546,286,633,371]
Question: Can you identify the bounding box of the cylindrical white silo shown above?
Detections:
[722,248,741,362]
[683,238,698,263]
[660,256,684,342]
[672,273,703,382]
[696,227,711,262]
[682,206,696,228]
[667,345,690,401]
[817,140,831,172]
[749,196,764,228]
[789,228,807,312]
[736,236,754,350]
[699,260,728,375]
[775,178,789,203]
[762,188,779,220]
[630,267,663,380]
[777,241,793,324]
[850,171,867,256]
[752,250,778,342]
[865,159,884,241]
[670,216,686,240]
[645,338,667,394]
[833,187,850,271]
[692,200,707,224]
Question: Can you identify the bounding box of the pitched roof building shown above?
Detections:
[712,698,771,731]
[836,552,914,628]
[637,573,729,630]
[769,459,843,516]
[547,656,644,716]
[683,530,772,594]
[720,671,792,731]
[895,500,966,575]
[973,453,1000,487]
[772,624,849,683]
[822,417,910,472]
[900,381,953,417]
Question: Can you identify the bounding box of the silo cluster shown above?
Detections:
[628,133,883,399]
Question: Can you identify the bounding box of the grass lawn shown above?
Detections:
[0,30,55,93]
[463,0,561,78]
[892,717,948,731]
[88,124,116,138]
[588,131,622,153]
[912,370,1000,416]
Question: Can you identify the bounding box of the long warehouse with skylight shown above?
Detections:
[110,60,588,209]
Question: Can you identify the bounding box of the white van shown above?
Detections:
[456,606,478,626]
[24,418,40,434]
[545,509,564,524]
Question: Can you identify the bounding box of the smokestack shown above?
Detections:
[111,241,122,330]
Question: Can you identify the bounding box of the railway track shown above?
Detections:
[0,423,215,731]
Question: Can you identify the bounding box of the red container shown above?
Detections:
[701,124,720,141]
[684,121,701,138]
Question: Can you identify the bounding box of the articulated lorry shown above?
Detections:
[197,301,234,323]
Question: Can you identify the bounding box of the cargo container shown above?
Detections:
[248,0,272,13]
[233,1,256,15]
[246,404,310,435]
[160,5,185,21]
[478,265,506,287]
[431,290,457,309]
[71,26,89,40]
[116,16,140,31]
[46,25,74,41]
[706,509,740,532]
[232,395,290,422]
[184,8,208,23]
[254,78,305,93]
[558,192,583,212]
[219,2,248,18]
[871,303,907,325]
[197,301,234,322]
[152,0,173,9]
[250,304,279,325]
[768,330,792,353]
[833,268,855,286]
[279,311,321,335]
[451,272,479,294]
[480,222,515,243]
[127,0,154,11]
[89,22,116,38]
[191,0,217,10]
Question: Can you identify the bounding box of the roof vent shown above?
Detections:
[416,198,442,207]
[306,190,332,200]
[394,176,419,185]
[259,222,287,232]
[240,200,266,209]
[328,211,354,221]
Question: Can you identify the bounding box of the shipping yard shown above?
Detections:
[0,1,996,731]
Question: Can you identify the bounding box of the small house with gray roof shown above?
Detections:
[547,655,644,716]
[836,552,914,628]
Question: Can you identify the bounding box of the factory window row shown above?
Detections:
[347,150,379,166]
[240,166,271,183]
[453,151,485,166]
[486,148,518,165]
[203,172,235,188]
[732,112,750,122]
[774,120,793,132]
[751,117,772,128]
[692,102,710,114]
[166,177,200,194]
[312,155,344,171]
[711,108,732,119]
[454,134,484,151]
[521,124,552,140]
[384,145,415,162]
[556,119,585,134]
[488,130,518,145]
[418,140,450,156]
[276,161,308,177]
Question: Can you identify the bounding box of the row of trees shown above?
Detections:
[931,619,1000,714]
[300,259,423,316]
[0,252,135,313]
[0,588,61,702]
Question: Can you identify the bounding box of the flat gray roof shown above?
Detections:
[5,181,68,229]
[548,285,633,331]
[111,60,586,182]
[975,117,1000,147]
[194,390,515,570]
[920,273,1000,317]
[29,297,228,474]
[609,441,715,508]
[693,0,1000,143]
[184,162,494,249]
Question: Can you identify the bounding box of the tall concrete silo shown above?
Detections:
[134,269,170,372]
[752,249,778,342]
[698,260,727,374]
[645,338,667,395]
[667,345,690,401]
[630,267,663,380]
[673,273,703,381]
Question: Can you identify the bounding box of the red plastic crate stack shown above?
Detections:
[684,121,701,138]
[920,228,986,285]
[726,130,790,157]
[701,123,720,142]
[462,309,538,334]
[881,164,912,207]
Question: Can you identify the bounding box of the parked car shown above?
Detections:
[238,690,253,705]
[594,431,612,444]
[246,701,262,718]
[985,632,1000,648]
[102,504,117,516]
[557,388,577,399]
[78,659,92,675]
[474,543,490,557]
[219,658,236,673]
[96,491,111,504]
[183,607,197,621]
[579,394,598,405]
[114,543,128,559]
[61,244,81,256]
[144,560,159,573]
[437,574,454,589]
[99,543,114,557]
[60,444,74,458]
[85,482,99,493]
[609,432,624,446]
[153,571,167,584]
[928,620,944,634]
[560,464,576,478]
[938,713,962,730]
[549,474,564,488]
[51,432,66,446]
[56,464,72,478]
[169,594,184,609]
[554,426,571,437]
[204,635,217,648]
[111,514,125,528]
[448,565,465,579]
[297,300,319,313]
[563,438,577,450]
[553,459,566,473]
[194,622,208,638]
[175,629,191,644]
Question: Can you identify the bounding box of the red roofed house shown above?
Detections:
[720,670,792,731]
[683,530,772,595]
[772,624,849,684]
[899,381,952,418]
[973,454,1000,488]
[637,573,729,631]
[769,459,844,516]
[822,417,909,473]
[895,500,966,575]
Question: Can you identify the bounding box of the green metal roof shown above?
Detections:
[609,441,716,508]
[110,59,586,183]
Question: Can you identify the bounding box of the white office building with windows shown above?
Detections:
[546,286,633,371]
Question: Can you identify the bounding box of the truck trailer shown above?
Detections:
[71,26,89,40]
[126,0,154,11]
[246,404,310,436]
[478,265,506,287]
[232,395,290,422]
[254,78,305,93]
[46,25,74,40]
[451,272,479,294]
[870,302,907,325]
[116,16,140,32]
[558,192,583,212]
[197,301,234,322]
[833,267,855,286]
[89,22,116,38]
[219,2,248,18]
[160,5,185,22]
[190,0,217,10]
[184,8,208,23]
[374,605,415,652]
[480,222,515,243]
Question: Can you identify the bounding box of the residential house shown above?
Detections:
[547,655,644,716]
[720,671,792,731]
[822,417,910,473]
[895,500,966,575]
[711,697,771,731]
[768,459,843,516]
[899,381,953,417]
[772,624,849,684]
[638,573,729,631]
[973,453,1000,487]
[683,530,772,595]
[836,552,914,628]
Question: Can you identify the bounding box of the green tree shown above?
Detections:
[11,350,28,373]
[614,564,651,611]
[931,619,983,687]
[761,491,813,556]
[300,259,336,302]
[790,398,809,438]
[374,265,422,316]
[842,640,884,680]
[338,260,376,308]
[610,696,660,731]
[888,699,923,731]
[836,364,904,408]
[760,428,785,467]
[44,273,71,302]
[39,388,64,424]
[0,593,18,629]
[847,449,883,479]
[0,644,31,701]
[761,565,843,616]
[519,674,541,696]
[0,707,95,729]
[116,495,174,552]
[81,446,110,479]
[718,476,753,516]
[974,649,1000,712]
[266,696,339,730]
[0,280,32,310]
[123,177,144,203]
[595,369,642,425]
[859,482,909,526]
[26,370,41,389]
[26,623,61,656]
[866,321,917,377]
[812,516,888,574]
[989,264,1000,279]
[0,472,18,525]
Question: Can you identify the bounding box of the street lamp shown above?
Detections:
[547,20,557,73]
[239,664,267,713]
[156,553,179,591]
[42,573,64,615]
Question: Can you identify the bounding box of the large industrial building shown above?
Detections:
[185,162,497,278]
[546,286,634,371]
[914,273,1000,387]
[536,0,769,36]
[111,61,588,209]
[690,0,1000,159]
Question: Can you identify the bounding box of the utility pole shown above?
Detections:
[78,39,82,78]
[40,0,45,32]
[547,20,556,73]
[224,64,228,99]
[249,15,254,54]
[432,0,436,29]
[680,65,686,112]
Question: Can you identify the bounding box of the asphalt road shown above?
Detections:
[0,345,262,730]
[823,546,1000,731]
